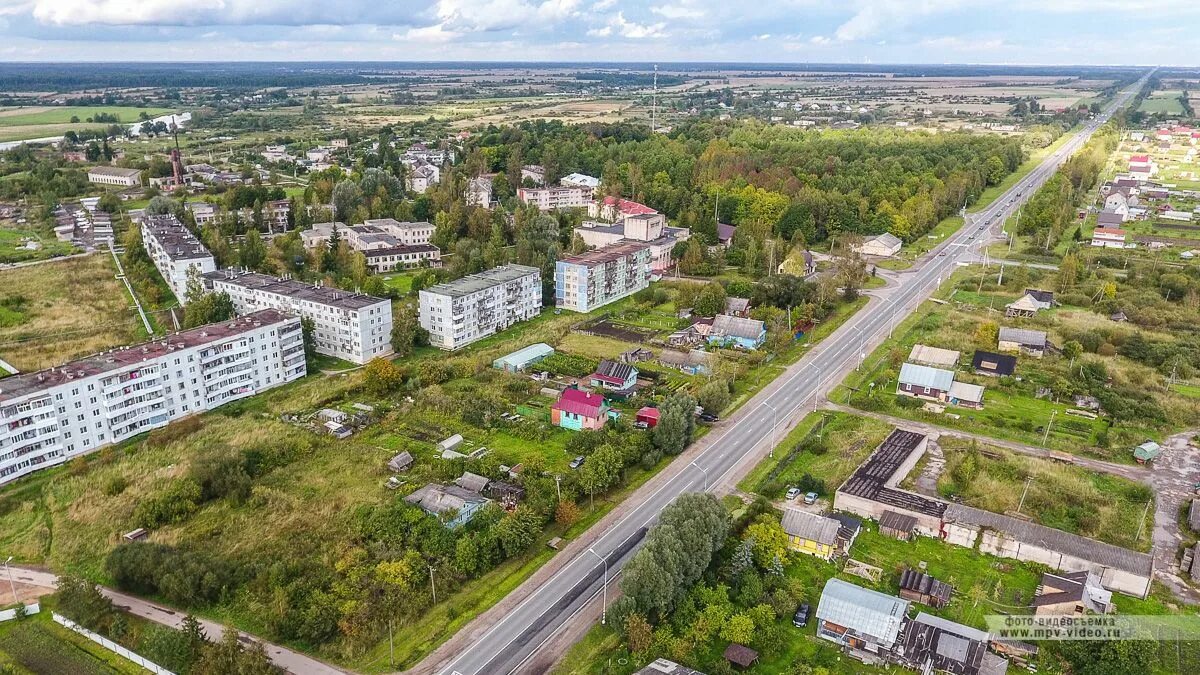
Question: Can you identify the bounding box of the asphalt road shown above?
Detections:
[434,78,1146,675]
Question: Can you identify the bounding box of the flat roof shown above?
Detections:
[0,310,294,403]
[422,264,540,298]
[839,429,948,518]
[143,215,213,261]
[206,271,387,310]
[559,242,651,267]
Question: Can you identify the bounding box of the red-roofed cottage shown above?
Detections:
[551,388,612,430]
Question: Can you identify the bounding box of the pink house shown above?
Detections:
[551,388,611,431]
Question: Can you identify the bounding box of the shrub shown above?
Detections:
[134,479,201,529]
[102,475,128,496]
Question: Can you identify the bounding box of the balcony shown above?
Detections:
[104,371,162,397]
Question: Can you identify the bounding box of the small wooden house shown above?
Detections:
[897,568,953,608]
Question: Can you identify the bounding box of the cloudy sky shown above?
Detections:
[0,0,1195,64]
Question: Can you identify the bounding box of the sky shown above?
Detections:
[0,0,1196,65]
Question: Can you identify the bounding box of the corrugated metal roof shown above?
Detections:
[908,344,960,367]
[711,314,765,340]
[949,381,985,403]
[998,327,1047,347]
[815,578,909,643]
[780,508,841,545]
[899,363,955,391]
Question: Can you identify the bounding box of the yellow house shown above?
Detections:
[781,508,843,561]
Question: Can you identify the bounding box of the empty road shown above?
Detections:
[428,77,1147,675]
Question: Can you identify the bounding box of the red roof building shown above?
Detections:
[589,195,657,221]
[1129,154,1150,164]
[636,407,660,427]
[551,388,611,430]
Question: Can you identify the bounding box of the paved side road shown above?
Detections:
[9,567,346,674]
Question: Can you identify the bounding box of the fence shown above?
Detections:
[0,602,39,622]
[52,612,176,675]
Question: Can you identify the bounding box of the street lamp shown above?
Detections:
[3,557,16,606]
[690,461,709,490]
[428,565,437,605]
[587,548,610,625]
[762,402,779,458]
[853,325,867,370]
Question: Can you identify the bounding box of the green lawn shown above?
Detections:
[0,106,174,127]
[380,273,414,294]
[1139,92,1185,115]
[0,226,77,264]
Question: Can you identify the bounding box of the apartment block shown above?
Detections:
[206,271,393,364]
[517,186,590,211]
[0,310,305,486]
[419,265,542,350]
[555,242,652,312]
[140,214,217,304]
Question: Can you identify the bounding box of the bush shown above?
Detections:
[134,479,201,528]
[102,475,128,496]
[106,543,238,606]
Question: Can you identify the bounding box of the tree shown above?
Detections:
[390,302,427,357]
[654,393,697,455]
[331,180,363,223]
[300,316,318,370]
[146,195,184,220]
[974,320,999,347]
[192,627,276,675]
[184,289,235,329]
[720,612,756,645]
[577,444,623,509]
[694,281,727,317]
[743,515,789,568]
[623,612,653,655]
[620,494,730,619]
[363,357,404,396]
[697,379,731,417]
[239,229,267,270]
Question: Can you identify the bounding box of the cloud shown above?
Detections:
[651,4,705,20]
[591,0,617,9]
[394,23,463,42]
[588,11,666,39]
[25,0,424,27]
[834,1,965,42]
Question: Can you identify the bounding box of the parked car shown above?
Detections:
[793,603,811,628]
[633,421,649,430]
[803,491,818,505]
[699,412,719,423]
[785,487,801,500]
[570,456,585,469]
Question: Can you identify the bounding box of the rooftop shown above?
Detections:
[88,166,142,178]
[559,242,651,267]
[711,314,766,340]
[898,362,956,391]
[815,578,909,643]
[998,327,1047,347]
[943,503,1153,576]
[422,264,540,298]
[908,344,960,367]
[0,310,295,403]
[205,271,387,311]
[839,429,947,518]
[781,508,841,545]
[143,214,212,261]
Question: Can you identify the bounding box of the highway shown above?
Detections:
[433,76,1146,675]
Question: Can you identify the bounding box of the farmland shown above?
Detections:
[0,254,144,372]
[0,611,143,675]
[0,106,175,143]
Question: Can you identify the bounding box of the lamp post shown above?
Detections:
[762,402,779,458]
[690,461,709,490]
[428,566,437,605]
[3,557,16,606]
[587,548,610,625]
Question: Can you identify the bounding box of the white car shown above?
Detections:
[785,487,801,500]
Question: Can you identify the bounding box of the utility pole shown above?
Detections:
[3,557,16,606]
[1016,477,1033,515]
[1135,499,1153,543]
[554,474,562,502]
[763,402,779,458]
[1041,410,1057,447]
[428,566,437,604]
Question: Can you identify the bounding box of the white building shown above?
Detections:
[0,310,305,486]
[186,202,219,226]
[87,166,142,187]
[1091,227,1127,249]
[419,265,542,351]
[561,173,600,193]
[299,219,441,271]
[573,212,690,273]
[466,176,494,207]
[555,242,652,313]
[407,162,440,194]
[521,165,546,185]
[206,271,393,365]
[141,214,217,304]
[517,186,590,211]
[855,233,903,257]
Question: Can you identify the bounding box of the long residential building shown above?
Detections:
[205,271,393,365]
[140,214,217,304]
[0,310,305,486]
[517,186,590,211]
[419,265,542,350]
[299,219,441,272]
[555,242,652,312]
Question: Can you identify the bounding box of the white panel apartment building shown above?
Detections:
[419,265,542,350]
[555,242,652,312]
[206,271,393,364]
[517,186,591,211]
[0,310,305,486]
[140,214,217,304]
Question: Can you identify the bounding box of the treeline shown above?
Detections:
[55,576,279,674]
[0,63,368,91]
[1015,121,1120,250]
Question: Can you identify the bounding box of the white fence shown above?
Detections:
[52,612,176,675]
[0,602,39,622]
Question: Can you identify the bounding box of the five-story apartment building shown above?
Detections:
[419,265,542,350]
